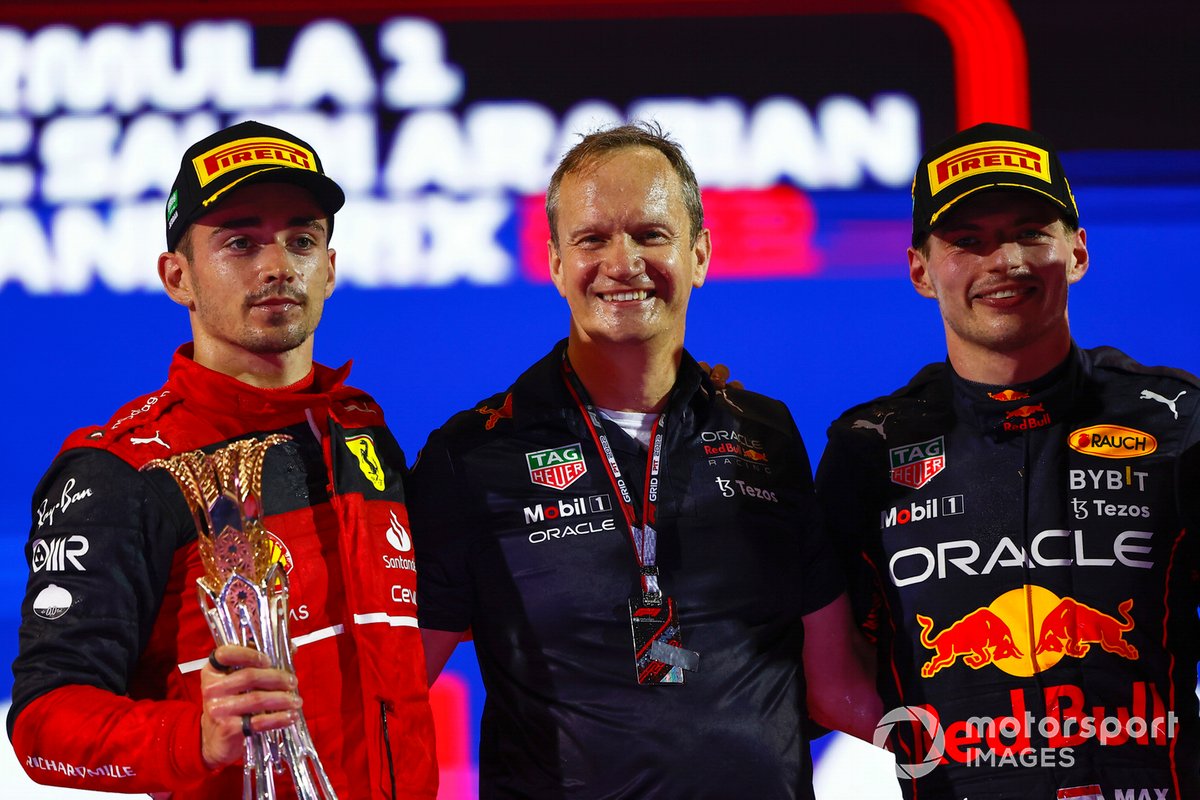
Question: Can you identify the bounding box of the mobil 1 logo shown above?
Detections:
[523,494,612,525]
[881,495,965,529]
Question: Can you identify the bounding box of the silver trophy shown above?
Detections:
[146,435,338,800]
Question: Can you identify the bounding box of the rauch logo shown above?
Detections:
[1069,425,1157,459]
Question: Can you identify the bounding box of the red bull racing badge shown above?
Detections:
[1003,403,1052,432]
[889,436,946,489]
[917,585,1138,679]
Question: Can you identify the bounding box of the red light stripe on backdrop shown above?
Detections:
[903,0,1029,128]
[518,186,820,283]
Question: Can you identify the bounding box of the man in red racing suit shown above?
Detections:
[8,121,437,798]
[816,123,1200,799]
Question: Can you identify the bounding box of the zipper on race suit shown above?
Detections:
[379,698,397,798]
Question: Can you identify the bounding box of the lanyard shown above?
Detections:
[561,356,666,604]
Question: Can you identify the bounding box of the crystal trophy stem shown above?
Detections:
[146,435,338,800]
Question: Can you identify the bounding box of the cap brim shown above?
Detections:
[914,181,1078,246]
[929,182,1074,230]
[199,166,346,218]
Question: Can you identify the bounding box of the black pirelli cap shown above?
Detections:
[911,122,1079,246]
[165,120,345,251]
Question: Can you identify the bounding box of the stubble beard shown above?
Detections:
[240,310,315,354]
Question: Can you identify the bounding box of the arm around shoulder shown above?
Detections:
[801,592,883,744]
[421,627,467,685]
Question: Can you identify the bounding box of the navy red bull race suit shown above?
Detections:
[816,345,1200,800]
[8,346,437,799]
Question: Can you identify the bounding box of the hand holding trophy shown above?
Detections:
[146,435,338,800]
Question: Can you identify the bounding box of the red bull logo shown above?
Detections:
[881,681,1176,775]
[1005,403,1045,419]
[1003,403,1051,431]
[988,389,1030,401]
[1035,597,1138,661]
[928,140,1051,194]
[917,608,1023,677]
[918,586,1138,679]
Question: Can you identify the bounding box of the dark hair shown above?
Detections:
[545,120,703,246]
[176,227,194,261]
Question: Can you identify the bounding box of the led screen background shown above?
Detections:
[0,1,1197,796]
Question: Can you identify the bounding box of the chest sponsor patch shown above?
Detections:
[344,434,386,490]
[889,436,945,489]
[526,444,587,490]
[33,583,73,620]
[31,535,90,572]
[1068,425,1157,459]
[385,509,413,552]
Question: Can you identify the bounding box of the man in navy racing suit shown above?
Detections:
[816,122,1200,799]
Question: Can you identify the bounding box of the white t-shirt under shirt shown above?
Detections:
[597,407,658,449]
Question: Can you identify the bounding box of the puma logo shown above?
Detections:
[1139,389,1185,420]
[478,393,513,430]
[343,402,378,414]
[130,431,170,449]
[851,412,894,439]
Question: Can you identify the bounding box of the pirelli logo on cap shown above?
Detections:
[928,140,1051,195]
[192,137,316,186]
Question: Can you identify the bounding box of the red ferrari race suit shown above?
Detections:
[816,345,1200,800]
[8,345,437,799]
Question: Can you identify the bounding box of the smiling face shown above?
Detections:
[909,190,1088,383]
[548,146,710,353]
[158,182,336,383]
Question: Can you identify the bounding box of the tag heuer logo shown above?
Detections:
[526,444,587,491]
[889,436,946,489]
